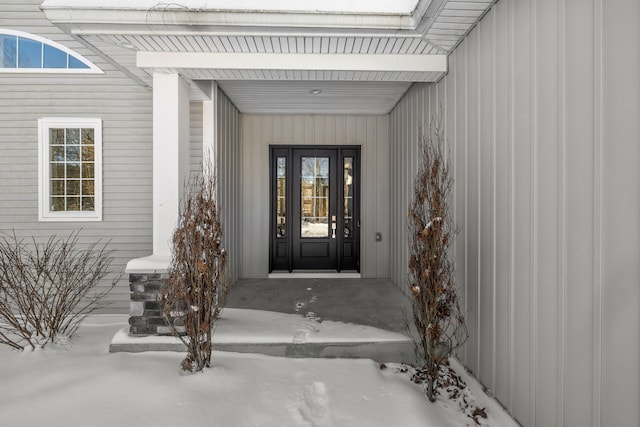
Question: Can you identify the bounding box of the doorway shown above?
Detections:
[270,146,360,273]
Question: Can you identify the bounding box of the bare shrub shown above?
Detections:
[0,231,118,351]
[160,171,229,373]
[407,112,468,401]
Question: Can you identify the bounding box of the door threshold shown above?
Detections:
[268,271,361,279]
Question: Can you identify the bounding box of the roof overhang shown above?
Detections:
[40,0,495,113]
[40,0,433,31]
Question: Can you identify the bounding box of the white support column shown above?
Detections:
[202,81,218,183]
[124,73,189,335]
[153,73,190,258]
[127,73,190,271]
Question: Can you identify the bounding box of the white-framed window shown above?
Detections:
[38,118,103,222]
[0,29,102,73]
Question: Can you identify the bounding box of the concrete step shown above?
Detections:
[109,308,415,363]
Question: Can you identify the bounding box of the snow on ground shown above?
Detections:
[0,314,517,427]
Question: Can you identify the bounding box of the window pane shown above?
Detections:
[82,163,94,178]
[50,145,65,161]
[50,180,65,196]
[315,177,328,196]
[81,180,94,196]
[50,163,65,179]
[82,197,95,211]
[43,44,67,68]
[0,35,17,68]
[82,129,94,145]
[276,157,286,238]
[66,146,80,162]
[344,157,354,238]
[66,163,80,178]
[68,56,88,69]
[301,157,314,180]
[17,37,42,68]
[81,146,94,161]
[66,180,80,196]
[50,197,65,211]
[50,129,64,145]
[344,218,353,238]
[301,156,329,238]
[66,128,79,145]
[66,197,80,211]
[317,158,329,177]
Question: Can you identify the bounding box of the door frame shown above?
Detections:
[269,145,361,273]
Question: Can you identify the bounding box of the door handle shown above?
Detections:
[331,215,337,238]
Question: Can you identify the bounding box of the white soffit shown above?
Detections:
[89,34,443,55]
[216,80,412,114]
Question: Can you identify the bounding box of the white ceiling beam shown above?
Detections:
[137,52,447,73]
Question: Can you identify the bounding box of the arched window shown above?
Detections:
[0,29,101,73]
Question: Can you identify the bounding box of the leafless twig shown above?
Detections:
[407,110,468,401]
[159,168,229,372]
[0,231,118,351]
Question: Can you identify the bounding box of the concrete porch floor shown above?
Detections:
[225,277,412,334]
[111,277,416,362]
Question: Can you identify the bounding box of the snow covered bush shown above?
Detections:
[160,170,229,373]
[407,112,468,401]
[0,231,117,351]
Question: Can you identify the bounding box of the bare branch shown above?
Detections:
[160,167,230,372]
[407,109,468,401]
[0,231,119,351]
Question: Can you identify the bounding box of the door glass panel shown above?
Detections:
[344,157,354,238]
[300,157,329,238]
[276,157,286,237]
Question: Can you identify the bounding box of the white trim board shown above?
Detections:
[137,52,447,74]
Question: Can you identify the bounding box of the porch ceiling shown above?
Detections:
[215,81,414,114]
[41,0,496,114]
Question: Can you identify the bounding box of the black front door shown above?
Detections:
[270,146,360,273]
[292,148,337,269]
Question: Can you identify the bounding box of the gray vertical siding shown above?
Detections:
[216,89,241,282]
[0,0,153,313]
[188,90,241,283]
[599,1,640,426]
[190,101,203,175]
[240,114,390,278]
[389,0,640,426]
